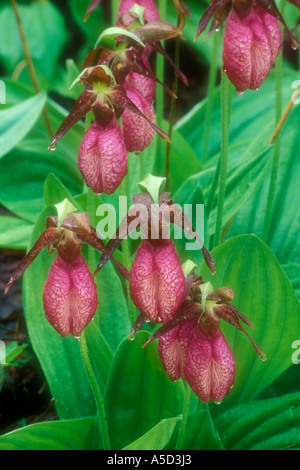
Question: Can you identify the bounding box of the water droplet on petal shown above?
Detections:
[50,145,57,152]
[74,335,80,341]
[214,399,223,405]
[145,318,151,323]
[236,89,244,96]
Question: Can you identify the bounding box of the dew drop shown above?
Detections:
[236,89,244,96]
[74,335,80,341]
[145,318,151,323]
[129,335,135,341]
[214,399,223,405]
[50,144,57,152]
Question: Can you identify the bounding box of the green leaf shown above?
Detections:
[176,67,299,160]
[95,260,131,352]
[123,417,180,450]
[2,341,28,366]
[282,264,300,300]
[0,216,33,250]
[23,206,96,420]
[0,417,97,450]
[215,391,300,450]
[0,94,46,159]
[95,27,145,49]
[0,2,67,84]
[104,331,185,449]
[0,140,82,223]
[180,409,224,450]
[227,104,300,265]
[199,234,300,408]
[44,173,82,212]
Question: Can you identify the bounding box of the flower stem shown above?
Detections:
[119,180,136,325]
[175,385,192,450]
[111,0,119,23]
[165,14,181,190]
[80,329,111,450]
[10,0,54,139]
[202,32,219,165]
[213,70,230,248]
[155,0,167,131]
[262,26,283,243]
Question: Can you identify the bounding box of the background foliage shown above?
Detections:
[0,0,299,450]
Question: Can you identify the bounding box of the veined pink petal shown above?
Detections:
[78,119,128,195]
[122,83,155,152]
[129,239,186,322]
[116,0,160,24]
[158,319,198,381]
[222,6,282,91]
[184,327,235,403]
[125,57,155,103]
[43,253,98,337]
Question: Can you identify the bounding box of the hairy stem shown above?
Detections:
[10,0,54,139]
[213,70,230,248]
[165,15,181,190]
[80,329,111,450]
[202,32,219,165]
[119,180,136,325]
[155,0,167,131]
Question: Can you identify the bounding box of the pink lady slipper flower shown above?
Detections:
[222,4,282,92]
[142,279,266,403]
[42,230,98,337]
[95,186,216,323]
[129,239,186,322]
[49,66,170,194]
[5,211,130,337]
[195,0,299,92]
[78,118,128,194]
[122,83,155,152]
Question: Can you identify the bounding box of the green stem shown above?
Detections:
[11,0,54,139]
[262,26,283,243]
[213,70,230,248]
[175,386,192,450]
[111,0,119,23]
[80,329,110,450]
[165,23,181,190]
[155,0,167,131]
[202,32,219,165]
[119,180,136,325]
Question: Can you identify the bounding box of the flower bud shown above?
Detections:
[43,232,98,337]
[129,239,186,322]
[122,83,155,152]
[158,318,235,403]
[78,118,128,194]
[222,5,282,91]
